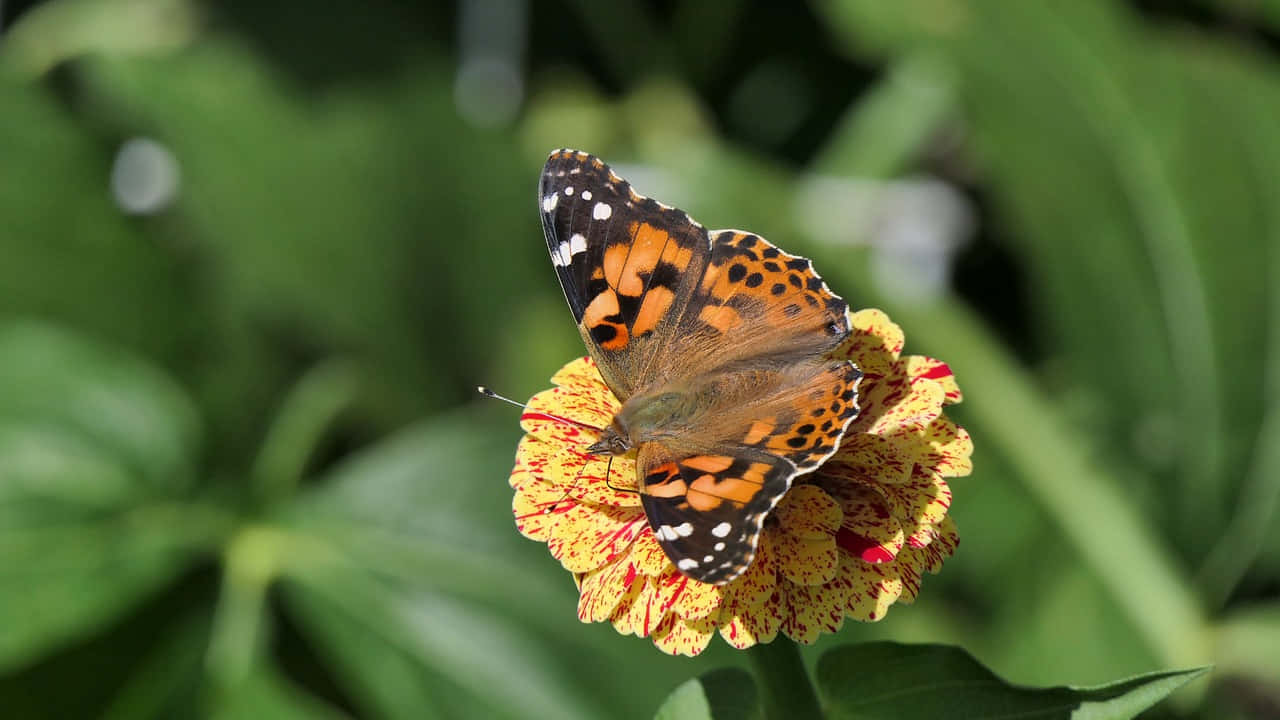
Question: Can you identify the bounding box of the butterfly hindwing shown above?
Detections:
[539,149,711,400]
[637,445,795,584]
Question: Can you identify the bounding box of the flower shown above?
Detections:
[508,309,972,655]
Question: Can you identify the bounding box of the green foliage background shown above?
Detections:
[1,0,1278,717]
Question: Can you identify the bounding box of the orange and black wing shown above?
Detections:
[637,445,796,585]
[539,149,711,400]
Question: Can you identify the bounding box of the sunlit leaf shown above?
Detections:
[653,668,760,720]
[816,642,1207,719]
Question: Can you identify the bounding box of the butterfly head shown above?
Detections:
[586,418,632,457]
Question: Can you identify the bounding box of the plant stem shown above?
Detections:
[251,360,359,506]
[747,638,823,720]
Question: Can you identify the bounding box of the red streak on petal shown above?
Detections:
[836,527,895,563]
[862,546,895,564]
[624,563,637,588]
[919,362,953,380]
[522,412,580,430]
[594,517,643,553]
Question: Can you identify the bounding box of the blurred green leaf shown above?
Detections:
[274,407,744,719]
[101,612,209,720]
[210,663,349,720]
[654,668,760,720]
[1,0,201,77]
[0,320,218,670]
[0,78,194,373]
[1214,604,1280,685]
[0,320,200,487]
[0,500,215,672]
[284,576,604,720]
[817,0,1274,566]
[74,43,536,428]
[816,642,1207,719]
[811,52,956,178]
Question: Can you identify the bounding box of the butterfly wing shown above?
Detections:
[539,149,712,401]
[637,444,795,584]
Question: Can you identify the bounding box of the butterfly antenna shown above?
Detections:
[476,386,602,432]
[478,386,614,512]
[603,453,638,495]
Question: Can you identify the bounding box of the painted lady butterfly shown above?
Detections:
[539,149,861,584]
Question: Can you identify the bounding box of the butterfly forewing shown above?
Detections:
[539,149,711,400]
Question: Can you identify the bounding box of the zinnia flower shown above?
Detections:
[509,308,972,655]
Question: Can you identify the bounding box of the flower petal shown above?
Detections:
[774,484,842,536]
[578,554,635,622]
[839,309,904,374]
[780,576,850,643]
[878,466,952,533]
[612,576,661,637]
[870,373,944,440]
[628,530,674,578]
[904,355,963,404]
[920,416,974,479]
[515,428,638,508]
[547,500,645,573]
[844,558,904,622]
[832,485,905,565]
[825,433,914,487]
[670,575,725,621]
[651,612,716,657]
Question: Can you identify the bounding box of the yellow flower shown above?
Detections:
[509,309,971,655]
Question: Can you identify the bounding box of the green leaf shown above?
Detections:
[210,663,350,720]
[0,321,216,669]
[0,0,201,77]
[0,319,200,488]
[0,78,194,366]
[274,407,741,719]
[816,643,1208,720]
[101,613,209,720]
[74,44,534,426]
[817,0,1278,572]
[654,668,760,720]
[282,574,606,720]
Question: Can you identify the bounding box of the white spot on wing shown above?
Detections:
[658,525,678,541]
[593,202,612,220]
[569,233,587,257]
[703,555,714,563]
[674,522,693,537]
[711,522,732,538]
[564,186,574,196]
[677,558,699,570]
[714,542,725,551]
[543,194,557,212]
[581,190,592,201]
[552,241,572,267]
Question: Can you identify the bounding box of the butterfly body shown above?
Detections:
[540,149,861,584]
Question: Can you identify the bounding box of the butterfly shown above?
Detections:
[539,149,861,585]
